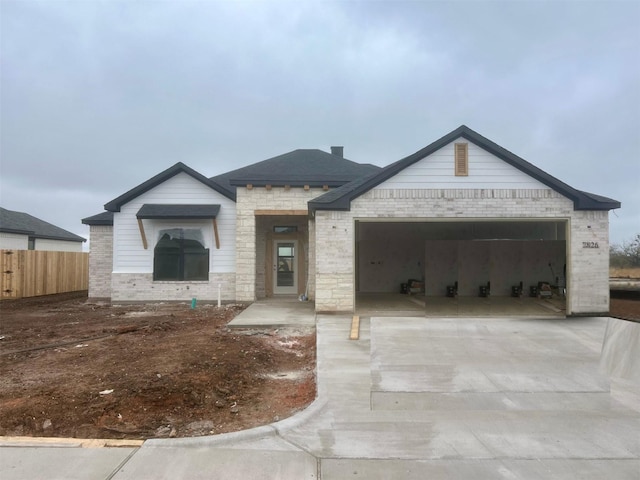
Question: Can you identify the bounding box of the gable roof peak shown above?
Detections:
[310,125,620,212]
[104,162,234,212]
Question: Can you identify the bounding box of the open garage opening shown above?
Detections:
[355,220,568,316]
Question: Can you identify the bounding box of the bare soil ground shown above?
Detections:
[0,292,315,440]
[610,290,640,322]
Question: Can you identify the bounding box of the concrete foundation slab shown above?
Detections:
[356,293,566,317]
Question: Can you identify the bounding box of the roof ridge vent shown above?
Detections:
[331,146,344,158]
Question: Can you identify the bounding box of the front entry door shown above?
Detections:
[273,240,298,295]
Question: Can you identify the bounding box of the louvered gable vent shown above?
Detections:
[455,142,469,176]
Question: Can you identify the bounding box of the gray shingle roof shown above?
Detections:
[1,207,86,242]
[310,125,621,212]
[89,152,380,226]
[136,204,221,219]
[82,211,114,226]
[211,149,381,190]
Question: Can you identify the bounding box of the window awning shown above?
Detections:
[136,204,221,219]
[135,204,222,250]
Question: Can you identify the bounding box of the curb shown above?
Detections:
[143,424,277,448]
[0,436,143,448]
[272,396,328,434]
[142,396,328,449]
[0,397,328,451]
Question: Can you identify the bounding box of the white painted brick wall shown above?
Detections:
[314,188,610,315]
[569,210,610,314]
[111,272,236,302]
[88,225,113,299]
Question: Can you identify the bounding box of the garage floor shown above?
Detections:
[356,293,566,317]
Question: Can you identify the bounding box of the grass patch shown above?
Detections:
[610,267,640,279]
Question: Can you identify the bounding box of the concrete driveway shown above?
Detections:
[1,314,639,479]
[284,315,639,479]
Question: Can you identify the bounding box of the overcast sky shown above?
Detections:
[1,0,638,247]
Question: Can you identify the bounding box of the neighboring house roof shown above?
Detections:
[104,162,235,212]
[0,207,86,243]
[310,125,621,212]
[82,211,114,226]
[211,149,381,190]
[136,204,221,219]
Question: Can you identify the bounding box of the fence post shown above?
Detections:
[1,250,18,299]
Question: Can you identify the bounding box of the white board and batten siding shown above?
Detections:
[378,138,549,190]
[113,172,236,274]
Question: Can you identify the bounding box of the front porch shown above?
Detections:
[255,214,311,300]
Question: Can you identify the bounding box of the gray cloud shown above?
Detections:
[1,0,638,245]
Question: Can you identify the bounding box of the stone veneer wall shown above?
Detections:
[235,187,324,302]
[314,188,610,315]
[111,272,236,302]
[315,210,354,311]
[88,225,113,299]
[307,218,316,300]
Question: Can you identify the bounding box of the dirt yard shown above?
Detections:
[610,290,640,322]
[0,293,315,440]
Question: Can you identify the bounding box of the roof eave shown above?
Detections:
[82,211,115,226]
[308,198,352,213]
[33,234,86,243]
[209,180,236,201]
[0,228,85,242]
[229,179,352,188]
[318,125,621,213]
[574,199,621,211]
[0,227,34,236]
[81,219,114,226]
[104,163,235,212]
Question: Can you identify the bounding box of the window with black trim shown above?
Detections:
[153,228,209,281]
[274,226,298,234]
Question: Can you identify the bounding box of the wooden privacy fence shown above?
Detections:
[1,250,89,300]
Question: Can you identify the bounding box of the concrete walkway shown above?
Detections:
[2,314,639,479]
[227,296,316,328]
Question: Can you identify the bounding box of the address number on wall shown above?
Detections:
[582,241,599,249]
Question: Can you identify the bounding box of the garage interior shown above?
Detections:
[355,220,567,316]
